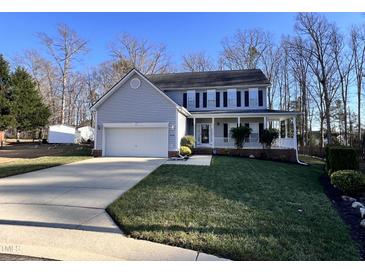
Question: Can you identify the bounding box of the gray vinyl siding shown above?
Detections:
[95,74,178,151]
[163,87,268,111]
[164,90,183,106]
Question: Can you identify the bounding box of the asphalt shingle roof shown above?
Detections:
[147,69,270,90]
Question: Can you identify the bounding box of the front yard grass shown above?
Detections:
[107,156,361,260]
[0,145,92,178]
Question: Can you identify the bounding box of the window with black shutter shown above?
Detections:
[244,91,249,107]
[203,92,207,108]
[195,93,200,108]
[224,123,228,138]
[216,92,220,107]
[237,91,241,107]
[223,91,228,107]
[183,93,187,108]
[258,90,263,106]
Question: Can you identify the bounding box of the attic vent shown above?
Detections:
[130,78,141,89]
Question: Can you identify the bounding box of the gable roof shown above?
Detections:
[90,68,190,116]
[147,69,271,90]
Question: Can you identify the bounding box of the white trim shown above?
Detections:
[103,122,169,128]
[94,111,97,150]
[190,112,301,118]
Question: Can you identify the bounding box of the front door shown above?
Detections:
[201,124,210,144]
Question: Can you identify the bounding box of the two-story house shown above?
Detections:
[91,68,300,161]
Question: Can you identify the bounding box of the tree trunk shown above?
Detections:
[357,81,361,143]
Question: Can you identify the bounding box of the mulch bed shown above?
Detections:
[320,174,365,259]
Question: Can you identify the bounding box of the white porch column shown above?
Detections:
[238,116,241,127]
[285,119,288,138]
[263,116,267,129]
[212,117,215,148]
[293,116,297,149]
[193,117,196,147]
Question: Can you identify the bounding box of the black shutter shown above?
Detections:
[216,92,220,107]
[259,123,264,140]
[183,93,187,108]
[245,123,249,128]
[224,123,228,138]
[237,91,241,107]
[258,90,263,106]
[195,93,200,108]
[223,91,228,107]
[244,91,249,107]
[203,92,207,108]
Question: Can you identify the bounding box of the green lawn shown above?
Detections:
[107,156,360,260]
[0,146,92,178]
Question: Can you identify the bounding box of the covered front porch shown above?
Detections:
[187,113,298,150]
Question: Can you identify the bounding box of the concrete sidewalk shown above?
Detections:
[0,157,226,261]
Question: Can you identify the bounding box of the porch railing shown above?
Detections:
[196,136,297,149]
[214,134,260,148]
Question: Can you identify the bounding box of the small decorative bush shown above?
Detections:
[180,145,192,156]
[327,147,359,174]
[259,128,279,148]
[180,135,195,150]
[331,170,365,195]
[231,126,251,148]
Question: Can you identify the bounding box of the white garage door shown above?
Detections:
[104,126,168,157]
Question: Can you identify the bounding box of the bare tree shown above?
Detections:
[332,27,353,145]
[285,36,310,146]
[109,33,172,75]
[261,43,281,110]
[38,24,88,124]
[294,13,338,144]
[181,51,215,72]
[350,24,365,142]
[220,29,272,70]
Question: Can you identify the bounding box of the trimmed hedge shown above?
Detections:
[325,144,339,170]
[326,146,359,174]
[331,170,365,195]
[180,146,192,156]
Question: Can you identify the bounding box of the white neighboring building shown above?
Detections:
[48,125,77,144]
[78,126,95,142]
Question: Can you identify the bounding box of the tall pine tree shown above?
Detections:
[10,67,50,133]
[0,54,13,131]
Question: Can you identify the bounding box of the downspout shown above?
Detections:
[296,148,308,166]
[293,114,308,165]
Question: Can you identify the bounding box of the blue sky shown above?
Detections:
[1,12,364,69]
[1,12,364,123]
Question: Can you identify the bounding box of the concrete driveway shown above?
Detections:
[0,157,225,260]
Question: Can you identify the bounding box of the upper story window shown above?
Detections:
[187,90,195,109]
[216,91,220,107]
[183,93,187,108]
[195,92,200,108]
[202,92,207,108]
[249,90,258,107]
[227,89,236,107]
[223,91,228,107]
[207,90,215,108]
[258,90,263,107]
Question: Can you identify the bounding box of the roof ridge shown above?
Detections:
[147,69,262,77]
